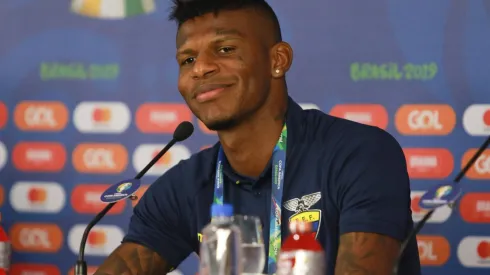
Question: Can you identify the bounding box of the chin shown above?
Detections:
[204,117,239,131]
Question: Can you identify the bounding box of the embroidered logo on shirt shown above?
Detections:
[284,192,322,239]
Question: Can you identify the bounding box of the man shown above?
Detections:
[95,0,420,274]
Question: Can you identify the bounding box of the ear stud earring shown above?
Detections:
[275,69,280,74]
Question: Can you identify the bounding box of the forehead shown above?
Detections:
[176,9,268,48]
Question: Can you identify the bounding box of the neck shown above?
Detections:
[218,93,288,178]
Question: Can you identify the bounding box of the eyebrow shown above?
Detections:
[176,28,245,57]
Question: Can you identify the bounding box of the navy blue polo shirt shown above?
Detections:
[123,97,421,275]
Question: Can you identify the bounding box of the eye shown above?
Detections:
[218,47,235,54]
[181,57,195,66]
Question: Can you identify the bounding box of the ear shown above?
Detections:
[270,42,293,78]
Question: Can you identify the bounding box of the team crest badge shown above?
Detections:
[284,192,322,239]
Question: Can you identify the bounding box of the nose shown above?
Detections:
[191,51,219,79]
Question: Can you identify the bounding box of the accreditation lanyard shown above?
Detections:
[213,124,287,274]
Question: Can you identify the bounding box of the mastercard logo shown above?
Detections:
[92,107,112,123]
[68,224,124,256]
[458,236,490,267]
[153,149,172,166]
[10,181,66,213]
[132,144,191,176]
[73,102,131,134]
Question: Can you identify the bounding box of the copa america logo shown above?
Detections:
[71,0,155,19]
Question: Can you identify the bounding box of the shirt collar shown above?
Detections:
[221,96,304,185]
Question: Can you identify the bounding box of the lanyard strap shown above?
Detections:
[213,124,287,274]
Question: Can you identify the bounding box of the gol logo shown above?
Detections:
[10,223,63,253]
[462,149,490,179]
[71,184,126,214]
[416,235,450,266]
[10,263,61,275]
[198,120,216,135]
[459,193,490,223]
[88,229,107,248]
[131,185,150,207]
[14,101,68,131]
[395,105,456,135]
[72,143,127,174]
[0,101,7,129]
[12,142,66,172]
[136,103,193,133]
[329,104,389,129]
[403,148,453,179]
[68,266,98,275]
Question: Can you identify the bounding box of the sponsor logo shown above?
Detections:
[72,143,127,174]
[14,101,68,131]
[411,191,451,223]
[71,0,155,19]
[0,101,7,128]
[462,149,490,179]
[329,104,388,129]
[12,142,66,172]
[73,101,131,134]
[68,266,98,275]
[284,192,322,239]
[0,141,6,171]
[299,103,320,110]
[10,181,66,213]
[10,263,61,275]
[68,224,124,256]
[458,236,490,267]
[198,120,216,135]
[71,184,126,214]
[131,185,149,207]
[132,144,191,176]
[417,235,450,266]
[460,193,490,223]
[403,148,453,179]
[10,223,63,253]
[395,104,456,135]
[462,104,490,136]
[136,103,193,133]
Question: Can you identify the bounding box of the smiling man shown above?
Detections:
[94,0,420,274]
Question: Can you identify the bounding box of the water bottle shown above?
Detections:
[199,204,243,275]
[0,213,10,275]
[276,221,325,275]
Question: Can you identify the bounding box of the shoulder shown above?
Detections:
[300,109,402,152]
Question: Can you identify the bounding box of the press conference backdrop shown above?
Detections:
[1,0,490,274]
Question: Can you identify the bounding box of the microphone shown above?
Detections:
[74,121,194,275]
[391,135,490,275]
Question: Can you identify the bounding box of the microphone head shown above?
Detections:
[173,121,194,141]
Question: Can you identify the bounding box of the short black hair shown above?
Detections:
[169,0,282,42]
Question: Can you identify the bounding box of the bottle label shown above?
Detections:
[277,250,325,275]
[0,242,10,269]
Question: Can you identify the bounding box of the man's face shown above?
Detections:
[176,9,273,130]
